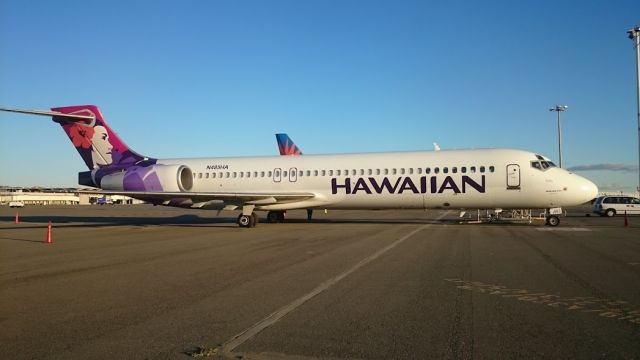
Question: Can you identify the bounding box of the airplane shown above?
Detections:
[0,105,598,227]
[276,133,302,156]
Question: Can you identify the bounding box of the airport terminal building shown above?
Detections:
[0,187,143,206]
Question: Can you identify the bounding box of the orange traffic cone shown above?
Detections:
[15,212,19,224]
[624,211,629,227]
[45,221,53,244]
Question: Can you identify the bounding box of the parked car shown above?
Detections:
[96,197,113,205]
[9,201,25,208]
[592,195,640,217]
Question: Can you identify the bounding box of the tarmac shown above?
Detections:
[1,205,639,359]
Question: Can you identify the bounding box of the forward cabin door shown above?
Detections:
[506,164,520,189]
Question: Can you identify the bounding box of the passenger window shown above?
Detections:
[246,171,250,177]
[314,170,319,176]
[352,169,357,175]
[205,173,210,178]
[268,171,272,177]
[489,166,495,173]
[368,169,373,175]
[480,166,485,173]
[212,173,216,178]
[239,172,243,178]
[321,170,326,176]
[299,171,303,176]
[392,168,397,175]
[233,172,237,178]
[426,168,431,174]
[417,168,422,174]
[329,170,334,176]
[443,167,448,174]
[336,170,341,176]
[631,198,640,204]
[283,171,287,177]
[400,168,405,175]
[376,169,381,175]
[219,172,223,178]
[452,167,457,174]
[306,170,311,176]
[461,167,467,173]
[253,171,258,177]
[384,169,389,175]
[470,167,476,173]
[198,173,202,179]
[434,167,440,174]
[260,171,265,177]
[360,169,364,175]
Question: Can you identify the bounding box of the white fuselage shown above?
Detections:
[156,148,598,211]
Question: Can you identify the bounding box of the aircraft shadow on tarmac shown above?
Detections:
[0,215,458,229]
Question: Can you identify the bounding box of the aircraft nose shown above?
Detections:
[576,175,599,203]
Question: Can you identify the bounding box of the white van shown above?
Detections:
[592,195,640,216]
[9,201,25,208]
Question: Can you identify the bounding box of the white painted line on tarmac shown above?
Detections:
[536,227,592,232]
[221,212,449,357]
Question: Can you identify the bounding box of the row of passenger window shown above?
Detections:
[195,166,496,179]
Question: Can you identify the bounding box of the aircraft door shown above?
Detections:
[506,164,520,189]
[289,167,297,182]
[273,168,282,183]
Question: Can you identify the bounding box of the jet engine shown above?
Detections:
[99,164,193,192]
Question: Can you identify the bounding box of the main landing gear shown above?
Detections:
[267,211,286,223]
[237,213,258,228]
[237,205,258,228]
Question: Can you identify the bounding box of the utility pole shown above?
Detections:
[549,105,568,168]
[628,26,640,195]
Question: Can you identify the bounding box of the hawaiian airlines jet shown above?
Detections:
[0,105,598,227]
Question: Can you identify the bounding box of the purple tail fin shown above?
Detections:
[51,105,151,170]
[276,133,302,155]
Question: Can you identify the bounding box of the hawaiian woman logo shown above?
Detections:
[63,122,113,168]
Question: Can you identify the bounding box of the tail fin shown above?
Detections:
[50,105,151,169]
[275,133,302,155]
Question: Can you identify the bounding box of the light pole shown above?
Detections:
[628,26,640,194]
[549,105,568,168]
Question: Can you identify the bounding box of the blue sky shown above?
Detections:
[1,0,639,192]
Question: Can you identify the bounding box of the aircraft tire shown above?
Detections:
[546,215,560,227]
[267,211,280,223]
[238,214,252,228]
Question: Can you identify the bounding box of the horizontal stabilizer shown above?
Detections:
[0,107,95,121]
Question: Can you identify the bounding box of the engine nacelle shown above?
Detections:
[99,164,193,192]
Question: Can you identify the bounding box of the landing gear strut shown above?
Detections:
[307,209,313,221]
[267,211,286,223]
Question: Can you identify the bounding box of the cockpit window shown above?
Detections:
[531,160,556,171]
[535,154,544,160]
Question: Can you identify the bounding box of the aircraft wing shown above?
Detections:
[78,189,320,208]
